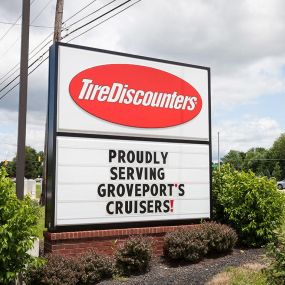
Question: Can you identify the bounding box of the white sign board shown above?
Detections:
[46,43,211,229]
[56,137,210,225]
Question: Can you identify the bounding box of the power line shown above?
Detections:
[0,0,54,62]
[0,55,48,101]
[63,0,98,24]
[244,158,285,161]
[62,0,132,38]
[0,20,53,29]
[29,32,53,55]
[0,37,21,63]
[0,32,53,86]
[0,15,21,43]
[66,0,117,29]
[31,0,54,24]
[0,0,126,84]
[0,0,137,85]
[0,0,142,102]
[0,49,49,95]
[31,0,39,6]
[0,0,38,44]
[65,0,142,43]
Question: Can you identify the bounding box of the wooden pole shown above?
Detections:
[41,0,64,205]
[16,0,30,199]
[53,0,64,42]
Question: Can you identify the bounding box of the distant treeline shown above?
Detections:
[220,134,285,180]
[0,146,43,179]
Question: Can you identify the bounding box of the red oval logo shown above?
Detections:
[69,64,202,128]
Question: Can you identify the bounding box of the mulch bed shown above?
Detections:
[99,248,267,285]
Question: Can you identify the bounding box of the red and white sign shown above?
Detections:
[69,64,202,128]
[57,45,209,141]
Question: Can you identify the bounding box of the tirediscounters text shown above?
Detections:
[97,150,185,215]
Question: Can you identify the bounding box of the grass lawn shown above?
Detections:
[36,183,41,199]
[207,264,267,285]
[36,206,46,240]
[35,183,46,240]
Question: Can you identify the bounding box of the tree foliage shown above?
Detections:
[221,134,285,180]
[266,231,285,285]
[272,162,282,181]
[222,150,245,171]
[0,167,40,284]
[270,134,285,179]
[213,164,285,247]
[0,146,43,179]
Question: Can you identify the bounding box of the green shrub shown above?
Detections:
[200,222,237,254]
[25,251,115,285]
[213,164,285,247]
[25,255,83,285]
[0,167,40,284]
[23,259,46,285]
[163,229,208,262]
[115,236,152,276]
[266,231,285,285]
[79,250,114,284]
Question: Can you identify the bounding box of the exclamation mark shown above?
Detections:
[170,200,174,212]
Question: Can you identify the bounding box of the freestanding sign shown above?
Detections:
[46,42,211,230]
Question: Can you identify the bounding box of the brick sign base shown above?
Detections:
[44,225,196,257]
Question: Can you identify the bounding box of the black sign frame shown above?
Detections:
[45,42,212,232]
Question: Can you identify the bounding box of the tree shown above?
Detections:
[272,162,282,181]
[220,134,285,179]
[243,147,269,177]
[213,164,285,247]
[0,167,40,283]
[3,146,43,179]
[24,146,41,179]
[221,150,245,170]
[0,161,16,177]
[270,134,285,179]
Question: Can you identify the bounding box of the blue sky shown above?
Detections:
[214,92,284,125]
[0,0,284,161]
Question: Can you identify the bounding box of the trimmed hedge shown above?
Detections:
[163,223,237,262]
[200,222,238,254]
[25,252,115,285]
[116,236,152,276]
[25,224,237,283]
[24,255,82,285]
[79,250,114,284]
[163,229,208,262]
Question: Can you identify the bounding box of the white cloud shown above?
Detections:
[213,56,285,110]
[109,0,285,71]
[212,116,284,160]
[0,0,285,162]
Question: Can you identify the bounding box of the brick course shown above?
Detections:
[44,224,196,256]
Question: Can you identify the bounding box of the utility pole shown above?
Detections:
[16,0,30,199]
[218,131,220,171]
[53,0,64,42]
[41,0,64,205]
